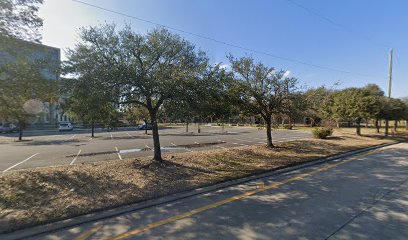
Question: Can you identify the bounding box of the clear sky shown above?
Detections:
[39,0,407,98]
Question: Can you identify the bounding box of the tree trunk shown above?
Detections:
[143,119,148,135]
[18,122,25,141]
[375,119,380,133]
[385,120,389,136]
[365,119,369,128]
[197,122,201,133]
[265,117,274,147]
[18,125,23,141]
[186,121,189,133]
[356,119,361,136]
[91,121,95,137]
[310,118,315,128]
[394,120,398,132]
[150,113,162,162]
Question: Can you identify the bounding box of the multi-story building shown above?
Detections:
[0,36,70,127]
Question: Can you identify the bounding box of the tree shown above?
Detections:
[304,87,333,127]
[65,24,207,162]
[163,64,236,133]
[379,98,408,135]
[330,88,378,135]
[0,0,43,42]
[228,55,298,147]
[0,57,56,140]
[61,77,119,138]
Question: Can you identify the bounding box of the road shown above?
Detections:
[0,126,310,171]
[8,142,405,240]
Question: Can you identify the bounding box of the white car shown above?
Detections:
[59,122,74,131]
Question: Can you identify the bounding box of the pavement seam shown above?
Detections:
[324,176,408,240]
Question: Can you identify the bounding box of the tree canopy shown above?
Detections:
[0,0,44,42]
[65,24,209,162]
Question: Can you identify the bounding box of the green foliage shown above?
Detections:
[0,57,57,139]
[0,0,43,42]
[304,87,333,125]
[379,98,408,121]
[228,55,299,146]
[65,24,208,161]
[312,127,333,139]
[61,76,120,132]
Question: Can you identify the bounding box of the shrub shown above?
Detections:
[312,127,333,139]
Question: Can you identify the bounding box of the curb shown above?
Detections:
[1,141,400,240]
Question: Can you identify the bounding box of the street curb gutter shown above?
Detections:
[1,141,400,240]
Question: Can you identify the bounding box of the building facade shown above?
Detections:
[0,36,70,128]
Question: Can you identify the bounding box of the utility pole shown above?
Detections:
[385,48,393,136]
[387,49,393,98]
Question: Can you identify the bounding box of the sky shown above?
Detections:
[38,0,407,98]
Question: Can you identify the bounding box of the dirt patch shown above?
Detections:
[0,130,399,233]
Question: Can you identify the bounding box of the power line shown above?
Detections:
[71,0,374,78]
[284,0,390,49]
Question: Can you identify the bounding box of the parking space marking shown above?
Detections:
[233,138,252,143]
[233,143,247,146]
[194,141,200,145]
[145,145,151,150]
[70,149,82,165]
[88,137,93,141]
[115,147,122,160]
[3,153,39,172]
[66,134,76,140]
[171,143,177,146]
[126,132,132,138]
[110,134,114,140]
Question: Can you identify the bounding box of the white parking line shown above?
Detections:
[233,143,247,146]
[171,143,177,146]
[126,132,132,137]
[110,134,114,140]
[88,137,93,141]
[70,149,82,165]
[194,141,200,145]
[66,134,76,140]
[3,153,39,172]
[115,146,122,160]
[145,145,151,150]
[233,138,252,143]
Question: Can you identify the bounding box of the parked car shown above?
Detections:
[59,122,74,131]
[0,123,17,133]
[138,123,153,130]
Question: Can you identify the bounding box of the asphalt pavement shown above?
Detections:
[13,142,408,240]
[0,126,310,171]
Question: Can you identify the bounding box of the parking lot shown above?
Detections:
[0,126,311,172]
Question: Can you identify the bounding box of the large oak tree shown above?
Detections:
[228,55,298,147]
[65,24,207,162]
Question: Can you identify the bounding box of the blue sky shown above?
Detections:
[39,0,407,97]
